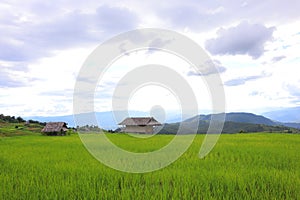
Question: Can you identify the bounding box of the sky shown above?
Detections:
[1,0,300,118]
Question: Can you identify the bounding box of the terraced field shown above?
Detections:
[0,133,299,199]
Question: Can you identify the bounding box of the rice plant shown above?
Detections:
[0,133,299,199]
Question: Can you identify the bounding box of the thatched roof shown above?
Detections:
[118,117,161,126]
[42,122,68,133]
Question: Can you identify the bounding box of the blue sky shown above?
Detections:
[0,0,300,117]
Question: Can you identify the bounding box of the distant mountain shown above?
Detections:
[185,112,276,125]
[281,122,300,129]
[25,111,300,133]
[25,111,184,130]
[159,121,298,134]
[263,107,300,123]
[159,112,300,134]
[25,111,147,129]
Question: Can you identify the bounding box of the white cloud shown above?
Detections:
[187,59,226,76]
[0,2,139,63]
[224,71,271,86]
[1,0,300,117]
[205,21,275,59]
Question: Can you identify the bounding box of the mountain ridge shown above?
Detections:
[24,111,300,132]
[263,107,300,123]
[185,112,275,125]
[159,112,300,134]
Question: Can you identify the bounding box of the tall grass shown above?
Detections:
[0,133,299,199]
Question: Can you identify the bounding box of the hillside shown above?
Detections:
[185,112,276,125]
[0,114,45,136]
[159,112,300,134]
[0,121,44,137]
[159,121,299,134]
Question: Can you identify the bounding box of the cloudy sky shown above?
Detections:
[1,0,300,117]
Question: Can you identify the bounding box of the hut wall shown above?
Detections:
[124,125,153,134]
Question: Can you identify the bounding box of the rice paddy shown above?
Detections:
[0,133,299,199]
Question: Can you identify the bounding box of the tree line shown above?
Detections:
[0,114,46,126]
[0,114,25,123]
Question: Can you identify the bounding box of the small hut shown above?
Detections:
[118,117,161,134]
[42,122,68,136]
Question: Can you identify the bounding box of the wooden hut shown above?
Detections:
[118,117,161,134]
[42,122,68,136]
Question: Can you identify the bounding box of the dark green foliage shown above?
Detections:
[16,116,25,123]
[0,114,25,123]
[41,128,75,136]
[28,119,46,126]
[0,114,46,126]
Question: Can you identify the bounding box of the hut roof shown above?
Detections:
[42,122,68,133]
[118,117,161,126]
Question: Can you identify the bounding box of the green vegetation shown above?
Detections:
[0,121,43,137]
[0,114,26,123]
[159,113,300,134]
[160,121,300,134]
[0,114,46,137]
[0,133,299,199]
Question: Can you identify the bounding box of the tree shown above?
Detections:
[16,116,25,123]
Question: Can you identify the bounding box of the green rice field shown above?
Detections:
[0,133,299,199]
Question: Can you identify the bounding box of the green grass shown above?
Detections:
[0,122,43,136]
[0,133,299,199]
